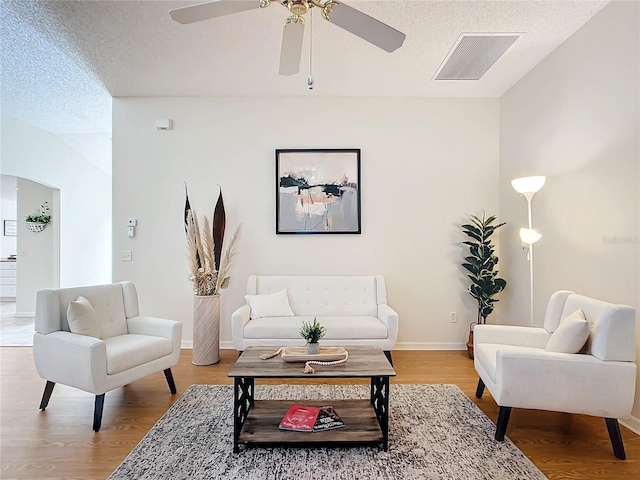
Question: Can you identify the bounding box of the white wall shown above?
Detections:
[16,178,57,313]
[1,175,17,258]
[0,115,112,301]
[499,1,640,418]
[112,96,501,348]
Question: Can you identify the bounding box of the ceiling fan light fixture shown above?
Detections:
[287,0,310,16]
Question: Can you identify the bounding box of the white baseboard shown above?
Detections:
[180,341,234,349]
[395,342,467,351]
[182,341,467,351]
[14,312,35,318]
[621,415,640,436]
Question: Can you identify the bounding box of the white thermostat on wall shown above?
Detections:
[155,119,173,130]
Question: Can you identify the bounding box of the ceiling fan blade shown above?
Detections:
[327,3,406,53]
[169,0,261,25]
[279,21,305,76]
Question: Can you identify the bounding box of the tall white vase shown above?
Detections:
[192,294,220,366]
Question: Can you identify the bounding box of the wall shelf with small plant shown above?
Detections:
[25,202,51,232]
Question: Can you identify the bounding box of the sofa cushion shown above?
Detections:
[243,315,388,340]
[104,334,173,375]
[319,316,388,339]
[67,296,102,338]
[245,289,295,319]
[545,309,590,354]
[250,276,379,317]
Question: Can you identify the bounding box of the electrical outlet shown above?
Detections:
[121,250,132,261]
[450,312,457,323]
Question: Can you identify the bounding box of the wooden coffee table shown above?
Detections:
[228,346,396,453]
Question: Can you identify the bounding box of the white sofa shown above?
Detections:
[474,290,636,459]
[231,275,398,361]
[34,282,182,431]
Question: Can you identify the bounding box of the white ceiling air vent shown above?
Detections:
[434,33,521,81]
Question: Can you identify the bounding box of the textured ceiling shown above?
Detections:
[1,0,610,172]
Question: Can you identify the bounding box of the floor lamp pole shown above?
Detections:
[528,242,534,327]
[526,198,534,327]
[512,175,546,329]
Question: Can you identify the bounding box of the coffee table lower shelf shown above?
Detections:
[237,399,383,449]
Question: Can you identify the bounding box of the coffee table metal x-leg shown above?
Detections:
[370,376,390,451]
[233,377,254,453]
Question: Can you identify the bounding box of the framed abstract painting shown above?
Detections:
[276,149,361,234]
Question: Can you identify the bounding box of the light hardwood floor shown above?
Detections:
[1,347,638,479]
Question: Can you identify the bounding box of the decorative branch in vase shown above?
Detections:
[184,184,240,365]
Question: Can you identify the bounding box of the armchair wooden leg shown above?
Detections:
[39,381,55,410]
[475,378,485,399]
[383,350,393,366]
[164,368,177,394]
[495,406,512,441]
[605,418,626,460]
[93,394,105,432]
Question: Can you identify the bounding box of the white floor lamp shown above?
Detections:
[511,176,546,327]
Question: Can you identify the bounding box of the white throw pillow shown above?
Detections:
[545,309,590,353]
[245,289,295,319]
[67,296,102,338]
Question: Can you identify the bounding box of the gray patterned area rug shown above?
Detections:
[108,384,547,480]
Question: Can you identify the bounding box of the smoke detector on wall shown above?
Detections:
[433,33,522,81]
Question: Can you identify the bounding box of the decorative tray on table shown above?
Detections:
[281,346,348,363]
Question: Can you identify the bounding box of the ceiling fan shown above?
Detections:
[169,0,406,76]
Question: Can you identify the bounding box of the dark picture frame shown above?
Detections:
[276,149,361,234]
[3,220,17,237]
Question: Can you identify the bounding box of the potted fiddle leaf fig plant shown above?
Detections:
[462,212,507,358]
[299,318,326,355]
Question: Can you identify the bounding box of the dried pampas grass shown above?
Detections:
[185,185,240,296]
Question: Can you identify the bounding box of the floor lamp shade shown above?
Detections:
[519,228,542,245]
[511,176,546,200]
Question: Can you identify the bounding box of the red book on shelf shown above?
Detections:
[279,405,321,432]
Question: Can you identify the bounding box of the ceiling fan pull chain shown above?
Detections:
[308,8,314,89]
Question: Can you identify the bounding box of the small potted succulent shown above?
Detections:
[299,318,326,355]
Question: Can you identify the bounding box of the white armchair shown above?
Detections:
[33,282,182,431]
[474,290,636,459]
